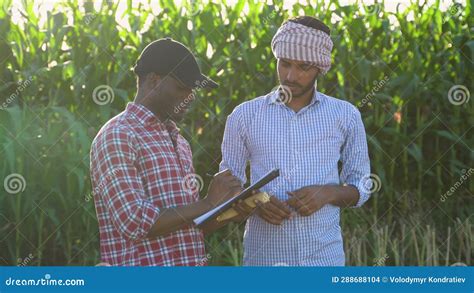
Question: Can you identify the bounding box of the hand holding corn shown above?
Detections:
[216,192,270,222]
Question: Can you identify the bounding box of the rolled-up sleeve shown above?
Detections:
[95,128,160,241]
[219,106,249,185]
[340,107,371,208]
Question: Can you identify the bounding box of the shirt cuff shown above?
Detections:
[133,201,161,241]
[347,180,371,208]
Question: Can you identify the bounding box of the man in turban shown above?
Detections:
[220,16,372,266]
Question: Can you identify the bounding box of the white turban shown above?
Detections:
[271,21,333,75]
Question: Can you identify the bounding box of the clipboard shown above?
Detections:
[193,169,280,227]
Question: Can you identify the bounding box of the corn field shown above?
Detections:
[0,0,472,266]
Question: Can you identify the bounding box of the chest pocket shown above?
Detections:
[302,119,345,173]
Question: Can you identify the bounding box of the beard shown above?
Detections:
[281,76,317,99]
[166,95,194,122]
[168,108,187,122]
[148,88,188,122]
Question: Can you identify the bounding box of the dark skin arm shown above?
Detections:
[255,195,293,225]
[146,169,242,238]
[146,200,213,237]
[286,184,360,216]
[201,191,259,235]
[255,185,359,224]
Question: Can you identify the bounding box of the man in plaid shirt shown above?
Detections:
[90,38,253,266]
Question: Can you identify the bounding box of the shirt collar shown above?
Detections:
[126,102,181,137]
[267,87,321,107]
[126,102,160,126]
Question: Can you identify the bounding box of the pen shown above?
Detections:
[206,168,230,178]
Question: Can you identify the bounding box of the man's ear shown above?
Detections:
[147,72,161,82]
[145,72,162,89]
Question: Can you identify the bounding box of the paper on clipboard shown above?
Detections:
[193,198,234,226]
[193,169,280,227]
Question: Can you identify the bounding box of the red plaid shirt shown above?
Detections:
[90,102,207,266]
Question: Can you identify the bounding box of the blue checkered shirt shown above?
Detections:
[219,89,371,266]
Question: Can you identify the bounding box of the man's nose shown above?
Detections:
[286,68,298,83]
